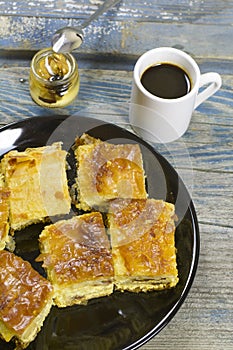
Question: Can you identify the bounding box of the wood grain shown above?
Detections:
[0,0,233,57]
[1,0,233,24]
[1,15,233,59]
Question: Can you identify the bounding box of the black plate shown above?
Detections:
[0,115,199,350]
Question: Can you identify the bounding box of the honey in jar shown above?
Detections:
[29,48,80,108]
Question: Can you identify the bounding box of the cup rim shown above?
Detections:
[133,47,201,103]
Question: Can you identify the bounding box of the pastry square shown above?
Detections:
[0,143,71,231]
[0,250,53,349]
[37,212,114,307]
[108,198,179,292]
[0,176,10,250]
[74,134,147,211]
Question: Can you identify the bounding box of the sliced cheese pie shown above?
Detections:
[0,143,71,231]
[37,212,114,307]
[73,133,147,211]
[0,250,53,349]
[108,198,179,292]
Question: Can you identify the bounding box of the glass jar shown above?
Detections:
[29,48,80,108]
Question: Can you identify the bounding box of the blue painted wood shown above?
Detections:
[0,15,233,59]
[1,0,233,25]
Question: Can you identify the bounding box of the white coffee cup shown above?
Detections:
[129,47,222,143]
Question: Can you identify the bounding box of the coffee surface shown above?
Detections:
[141,63,191,99]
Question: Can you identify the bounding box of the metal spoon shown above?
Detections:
[52,0,121,53]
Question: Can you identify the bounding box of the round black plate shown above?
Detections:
[0,115,199,350]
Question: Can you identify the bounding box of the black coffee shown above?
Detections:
[141,63,191,99]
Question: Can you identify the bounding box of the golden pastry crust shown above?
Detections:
[74,134,147,211]
[0,250,53,348]
[108,199,179,292]
[37,212,114,307]
[0,143,71,231]
[0,186,10,250]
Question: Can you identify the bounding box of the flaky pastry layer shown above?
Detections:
[74,134,147,210]
[37,212,114,307]
[108,198,179,292]
[0,143,71,231]
[0,185,10,250]
[0,250,53,348]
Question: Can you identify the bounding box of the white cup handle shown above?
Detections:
[194,72,222,109]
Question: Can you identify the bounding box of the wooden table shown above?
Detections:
[0,1,233,349]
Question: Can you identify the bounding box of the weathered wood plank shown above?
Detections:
[188,170,233,227]
[0,67,231,120]
[0,15,233,59]
[1,0,233,25]
[0,67,231,118]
